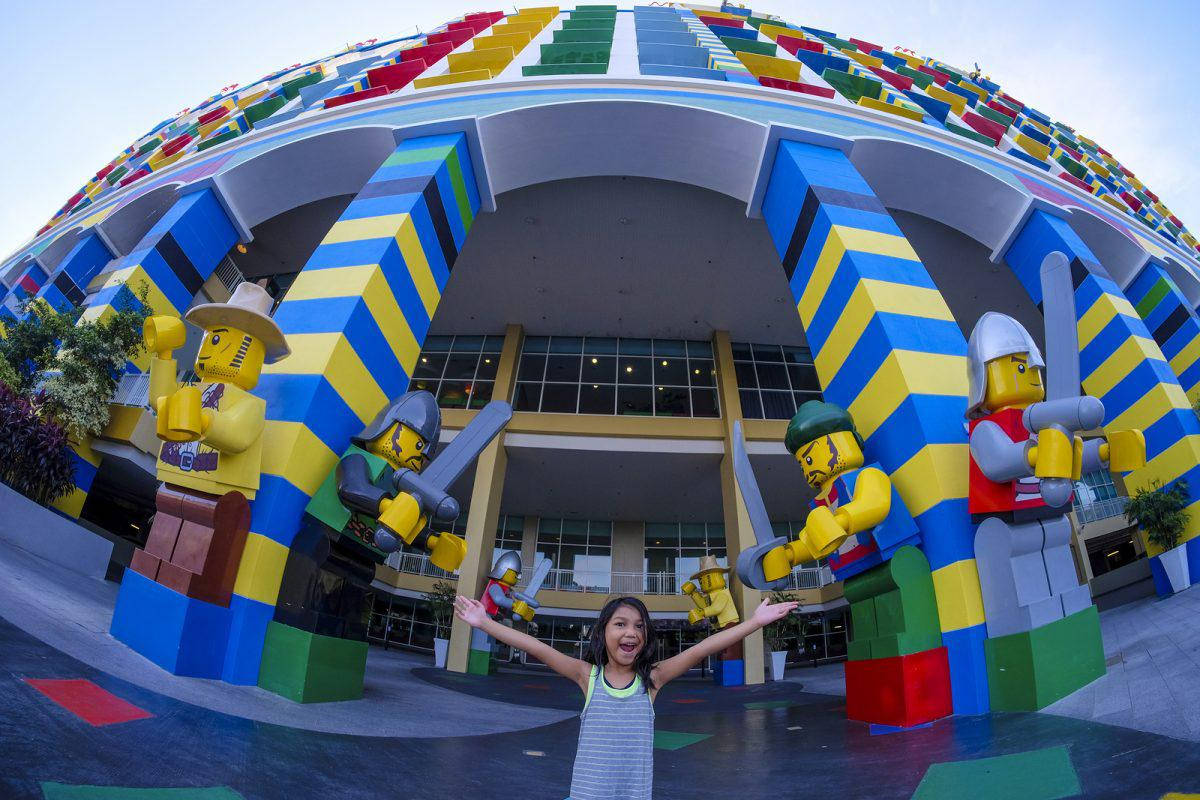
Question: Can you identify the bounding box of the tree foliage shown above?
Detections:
[1126,479,1191,553]
[0,383,75,505]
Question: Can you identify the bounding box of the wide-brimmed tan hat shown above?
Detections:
[689,555,731,581]
[185,282,290,363]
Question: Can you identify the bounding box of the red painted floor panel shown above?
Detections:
[25,678,153,726]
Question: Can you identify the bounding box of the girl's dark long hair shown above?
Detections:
[585,596,657,692]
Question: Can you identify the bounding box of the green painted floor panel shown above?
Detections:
[911,745,1081,800]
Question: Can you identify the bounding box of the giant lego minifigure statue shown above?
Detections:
[261,391,512,702]
[968,252,1145,710]
[467,550,550,675]
[682,555,744,685]
[129,282,290,606]
[733,402,950,727]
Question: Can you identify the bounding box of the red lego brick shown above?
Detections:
[960,112,1005,146]
[401,42,453,65]
[1121,192,1142,212]
[368,60,428,91]
[1057,172,1094,193]
[465,11,505,24]
[96,164,115,179]
[447,17,492,34]
[323,86,389,109]
[757,76,836,98]
[845,646,953,727]
[986,99,1017,120]
[427,28,475,48]
[119,168,150,187]
[129,549,161,581]
[868,66,912,91]
[917,65,951,85]
[698,14,742,27]
[849,37,881,54]
[197,106,229,125]
[776,35,823,56]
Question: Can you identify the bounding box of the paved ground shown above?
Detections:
[4,541,1200,798]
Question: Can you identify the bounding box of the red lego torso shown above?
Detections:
[481,579,511,617]
[968,406,1047,515]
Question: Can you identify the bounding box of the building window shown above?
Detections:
[367,593,440,652]
[409,334,505,410]
[770,522,828,571]
[644,522,727,593]
[1073,469,1128,524]
[536,518,613,591]
[512,336,719,418]
[530,614,588,657]
[731,342,821,420]
[493,514,525,564]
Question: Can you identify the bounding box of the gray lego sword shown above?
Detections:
[373,400,513,552]
[1027,252,1104,507]
[730,420,793,592]
[511,557,552,616]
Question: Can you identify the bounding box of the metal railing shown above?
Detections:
[1074,496,1130,525]
[111,372,150,407]
[384,550,459,580]
[783,564,835,591]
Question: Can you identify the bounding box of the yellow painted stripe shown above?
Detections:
[232,532,290,605]
[813,280,954,380]
[848,350,968,440]
[890,443,968,517]
[1123,435,1200,496]
[394,215,441,319]
[102,405,145,441]
[1168,330,1200,377]
[284,265,422,375]
[931,558,985,632]
[1076,293,1121,348]
[260,420,340,496]
[321,214,408,245]
[1083,335,1163,399]
[263,332,388,424]
[797,227,921,328]
[51,487,88,518]
[1107,382,1189,433]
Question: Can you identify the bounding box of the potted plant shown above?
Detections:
[763,590,800,680]
[1126,479,1191,595]
[424,580,458,667]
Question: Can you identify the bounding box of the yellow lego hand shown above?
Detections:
[803,504,848,557]
[681,581,697,595]
[155,396,192,442]
[159,386,205,441]
[427,531,468,572]
[762,545,795,583]
[143,315,186,356]
[1105,429,1146,472]
[1072,435,1084,481]
[1033,427,1073,479]
[377,492,423,545]
[512,599,536,622]
[687,608,705,625]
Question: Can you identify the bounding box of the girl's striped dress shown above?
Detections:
[568,665,654,800]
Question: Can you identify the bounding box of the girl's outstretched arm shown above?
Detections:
[453,595,592,691]
[652,598,798,689]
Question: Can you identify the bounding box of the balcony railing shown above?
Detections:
[783,564,835,591]
[384,550,459,580]
[1074,496,1130,525]
[111,372,150,407]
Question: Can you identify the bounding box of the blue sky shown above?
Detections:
[3,0,1196,259]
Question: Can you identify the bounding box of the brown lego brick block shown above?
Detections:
[181,491,250,607]
[721,640,744,661]
[129,549,161,580]
[156,561,197,597]
[155,484,187,518]
[172,520,216,574]
[143,510,183,561]
[180,489,222,524]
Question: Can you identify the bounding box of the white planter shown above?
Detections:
[1159,544,1192,594]
[434,637,450,668]
[770,650,788,681]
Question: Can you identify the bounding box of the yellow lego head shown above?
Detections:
[364,422,432,473]
[983,352,1044,412]
[699,571,726,593]
[796,431,864,490]
[194,325,265,391]
[500,569,519,587]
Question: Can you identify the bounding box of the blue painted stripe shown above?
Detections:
[1159,319,1199,362]
[249,473,313,547]
[1098,361,1184,438]
[256,373,363,454]
[866,393,968,472]
[1141,408,1200,458]
[1080,312,1152,375]
[304,237,399,270]
[913,498,973,569]
[941,622,989,715]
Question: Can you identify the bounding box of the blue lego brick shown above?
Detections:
[1025,106,1051,126]
[222,594,277,684]
[1018,123,1051,146]
[110,570,232,678]
[724,71,761,85]
[635,29,697,46]
[1006,148,1051,171]
[638,42,712,68]
[872,50,905,70]
[903,89,951,123]
[939,81,977,108]
[721,5,751,15]
[58,233,113,287]
[941,623,989,714]
[800,25,836,38]
[708,24,756,40]
[712,658,744,686]
[640,63,729,80]
[792,50,850,77]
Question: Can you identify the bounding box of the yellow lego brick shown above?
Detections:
[413,68,494,89]
[1183,232,1198,248]
[1153,201,1170,217]
[51,487,88,519]
[797,227,921,327]
[1084,335,1163,400]
[148,149,185,171]
[857,95,924,122]
[232,532,290,605]
[891,443,968,517]
[924,84,966,118]
[1014,132,1050,162]
[447,46,515,74]
[931,558,986,632]
[1085,158,1111,179]
[735,51,801,81]
[892,51,923,70]
[1129,175,1144,191]
[841,48,883,68]
[198,115,232,140]
[262,332,388,424]
[102,405,145,442]
[235,89,268,109]
[1100,194,1129,213]
[956,80,987,103]
[686,8,743,20]
[1076,291,1137,348]
[491,20,546,37]
[1078,133,1097,149]
[283,265,423,375]
[261,420,339,496]
[756,23,794,41]
[1024,117,1051,137]
[513,6,559,24]
[848,351,967,440]
[472,32,532,54]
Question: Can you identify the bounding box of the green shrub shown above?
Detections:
[1125,479,1191,552]
[0,384,75,505]
[423,580,458,638]
[764,590,802,652]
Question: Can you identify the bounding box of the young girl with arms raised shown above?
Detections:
[453,592,798,800]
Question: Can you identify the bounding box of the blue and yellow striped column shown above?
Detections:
[1005,210,1200,583]
[761,140,988,714]
[30,232,114,313]
[222,132,481,683]
[1124,261,1200,403]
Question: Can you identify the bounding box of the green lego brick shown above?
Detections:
[106,165,129,185]
[136,137,162,156]
[553,27,615,43]
[720,36,777,57]
[561,18,615,30]
[1056,153,1088,180]
[820,67,883,102]
[745,16,773,29]
[569,9,617,19]
[895,65,933,89]
[522,62,609,76]
[258,621,368,703]
[985,606,1104,711]
[539,42,612,64]
[467,647,493,675]
[1133,277,1171,318]
[575,3,617,8]
[816,34,855,51]
[844,546,942,661]
[976,104,1013,130]
[945,121,999,147]
[196,129,240,152]
[282,71,324,100]
[244,95,287,128]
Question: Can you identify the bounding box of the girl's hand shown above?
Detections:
[454,594,488,628]
[752,598,799,628]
